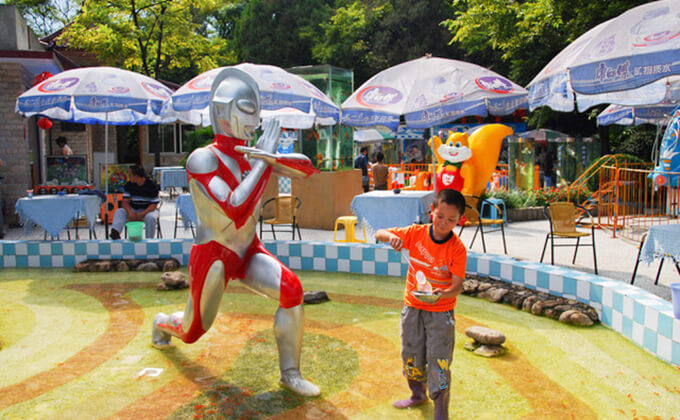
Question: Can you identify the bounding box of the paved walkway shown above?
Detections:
[2,194,677,301]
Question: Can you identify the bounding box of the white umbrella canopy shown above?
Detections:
[527,0,680,112]
[341,55,528,132]
[597,102,676,126]
[167,63,340,128]
[16,66,174,125]
[15,66,175,193]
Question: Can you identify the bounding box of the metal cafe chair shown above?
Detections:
[540,201,598,274]
[259,196,302,240]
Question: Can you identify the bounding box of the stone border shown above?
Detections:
[0,238,678,367]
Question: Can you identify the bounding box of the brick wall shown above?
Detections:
[0,62,32,225]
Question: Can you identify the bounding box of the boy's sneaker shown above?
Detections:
[110,228,120,240]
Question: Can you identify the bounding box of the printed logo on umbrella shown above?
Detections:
[187,74,216,91]
[270,82,291,90]
[356,86,403,107]
[108,86,130,94]
[38,77,79,93]
[475,77,514,94]
[142,82,173,98]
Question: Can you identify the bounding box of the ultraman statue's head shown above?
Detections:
[209,68,260,140]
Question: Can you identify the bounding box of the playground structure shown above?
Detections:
[567,155,680,242]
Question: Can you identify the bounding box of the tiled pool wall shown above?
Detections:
[0,238,678,367]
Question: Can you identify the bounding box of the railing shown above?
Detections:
[596,165,680,242]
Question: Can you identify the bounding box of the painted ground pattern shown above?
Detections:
[0,268,679,419]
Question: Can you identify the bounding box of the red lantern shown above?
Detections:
[32,71,53,87]
[655,174,667,186]
[37,117,52,130]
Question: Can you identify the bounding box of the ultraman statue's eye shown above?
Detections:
[236,99,257,114]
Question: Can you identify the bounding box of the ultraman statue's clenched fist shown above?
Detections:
[152,68,320,397]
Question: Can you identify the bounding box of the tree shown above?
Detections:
[61,0,237,83]
[313,0,466,85]
[7,0,82,36]
[443,0,655,153]
[233,0,335,68]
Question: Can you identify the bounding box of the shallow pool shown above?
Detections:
[0,268,678,419]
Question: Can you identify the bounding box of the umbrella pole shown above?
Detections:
[105,112,109,239]
[430,128,438,194]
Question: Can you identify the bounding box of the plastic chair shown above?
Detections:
[259,196,302,240]
[540,202,597,274]
[458,195,507,254]
[333,216,367,243]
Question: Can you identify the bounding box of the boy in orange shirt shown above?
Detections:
[376,189,466,420]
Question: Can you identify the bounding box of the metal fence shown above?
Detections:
[595,165,680,242]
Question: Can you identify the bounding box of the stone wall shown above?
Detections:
[0,62,32,225]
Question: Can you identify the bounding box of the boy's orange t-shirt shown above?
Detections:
[387,223,467,312]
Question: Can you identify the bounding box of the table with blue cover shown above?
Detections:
[351,190,435,233]
[153,166,188,190]
[174,193,197,238]
[632,224,680,284]
[15,194,102,238]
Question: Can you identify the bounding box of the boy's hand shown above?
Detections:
[388,235,403,251]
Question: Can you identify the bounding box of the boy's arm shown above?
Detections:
[437,274,464,300]
[375,229,403,251]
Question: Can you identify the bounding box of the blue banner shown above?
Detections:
[404,100,488,128]
[571,49,680,95]
[17,95,70,113]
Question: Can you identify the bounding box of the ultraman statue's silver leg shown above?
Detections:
[275,305,319,397]
[242,253,320,397]
[153,260,226,347]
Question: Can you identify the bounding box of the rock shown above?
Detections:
[462,279,479,294]
[477,282,493,292]
[137,262,160,271]
[465,326,506,345]
[522,295,539,312]
[161,271,187,288]
[478,287,508,303]
[303,290,330,304]
[559,310,594,326]
[74,262,90,272]
[473,344,506,357]
[531,300,545,315]
[126,259,143,269]
[162,259,180,271]
[116,261,130,272]
[93,261,111,272]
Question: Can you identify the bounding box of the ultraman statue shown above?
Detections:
[152,68,320,397]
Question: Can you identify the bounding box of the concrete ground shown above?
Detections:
[2,192,678,301]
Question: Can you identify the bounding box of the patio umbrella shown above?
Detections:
[340,55,528,132]
[353,128,395,143]
[167,63,340,128]
[513,129,571,141]
[596,103,676,126]
[527,0,680,112]
[15,66,175,194]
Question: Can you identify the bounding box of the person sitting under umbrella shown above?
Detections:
[109,165,160,240]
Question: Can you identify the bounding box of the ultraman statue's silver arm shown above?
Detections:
[230,118,280,207]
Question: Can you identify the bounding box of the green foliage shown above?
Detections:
[234,0,335,68]
[181,126,214,165]
[313,0,464,84]
[61,0,236,83]
[7,0,79,36]
[486,186,592,209]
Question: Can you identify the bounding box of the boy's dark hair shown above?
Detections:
[130,164,146,178]
[376,151,384,162]
[55,136,67,146]
[360,146,368,153]
[433,188,466,215]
